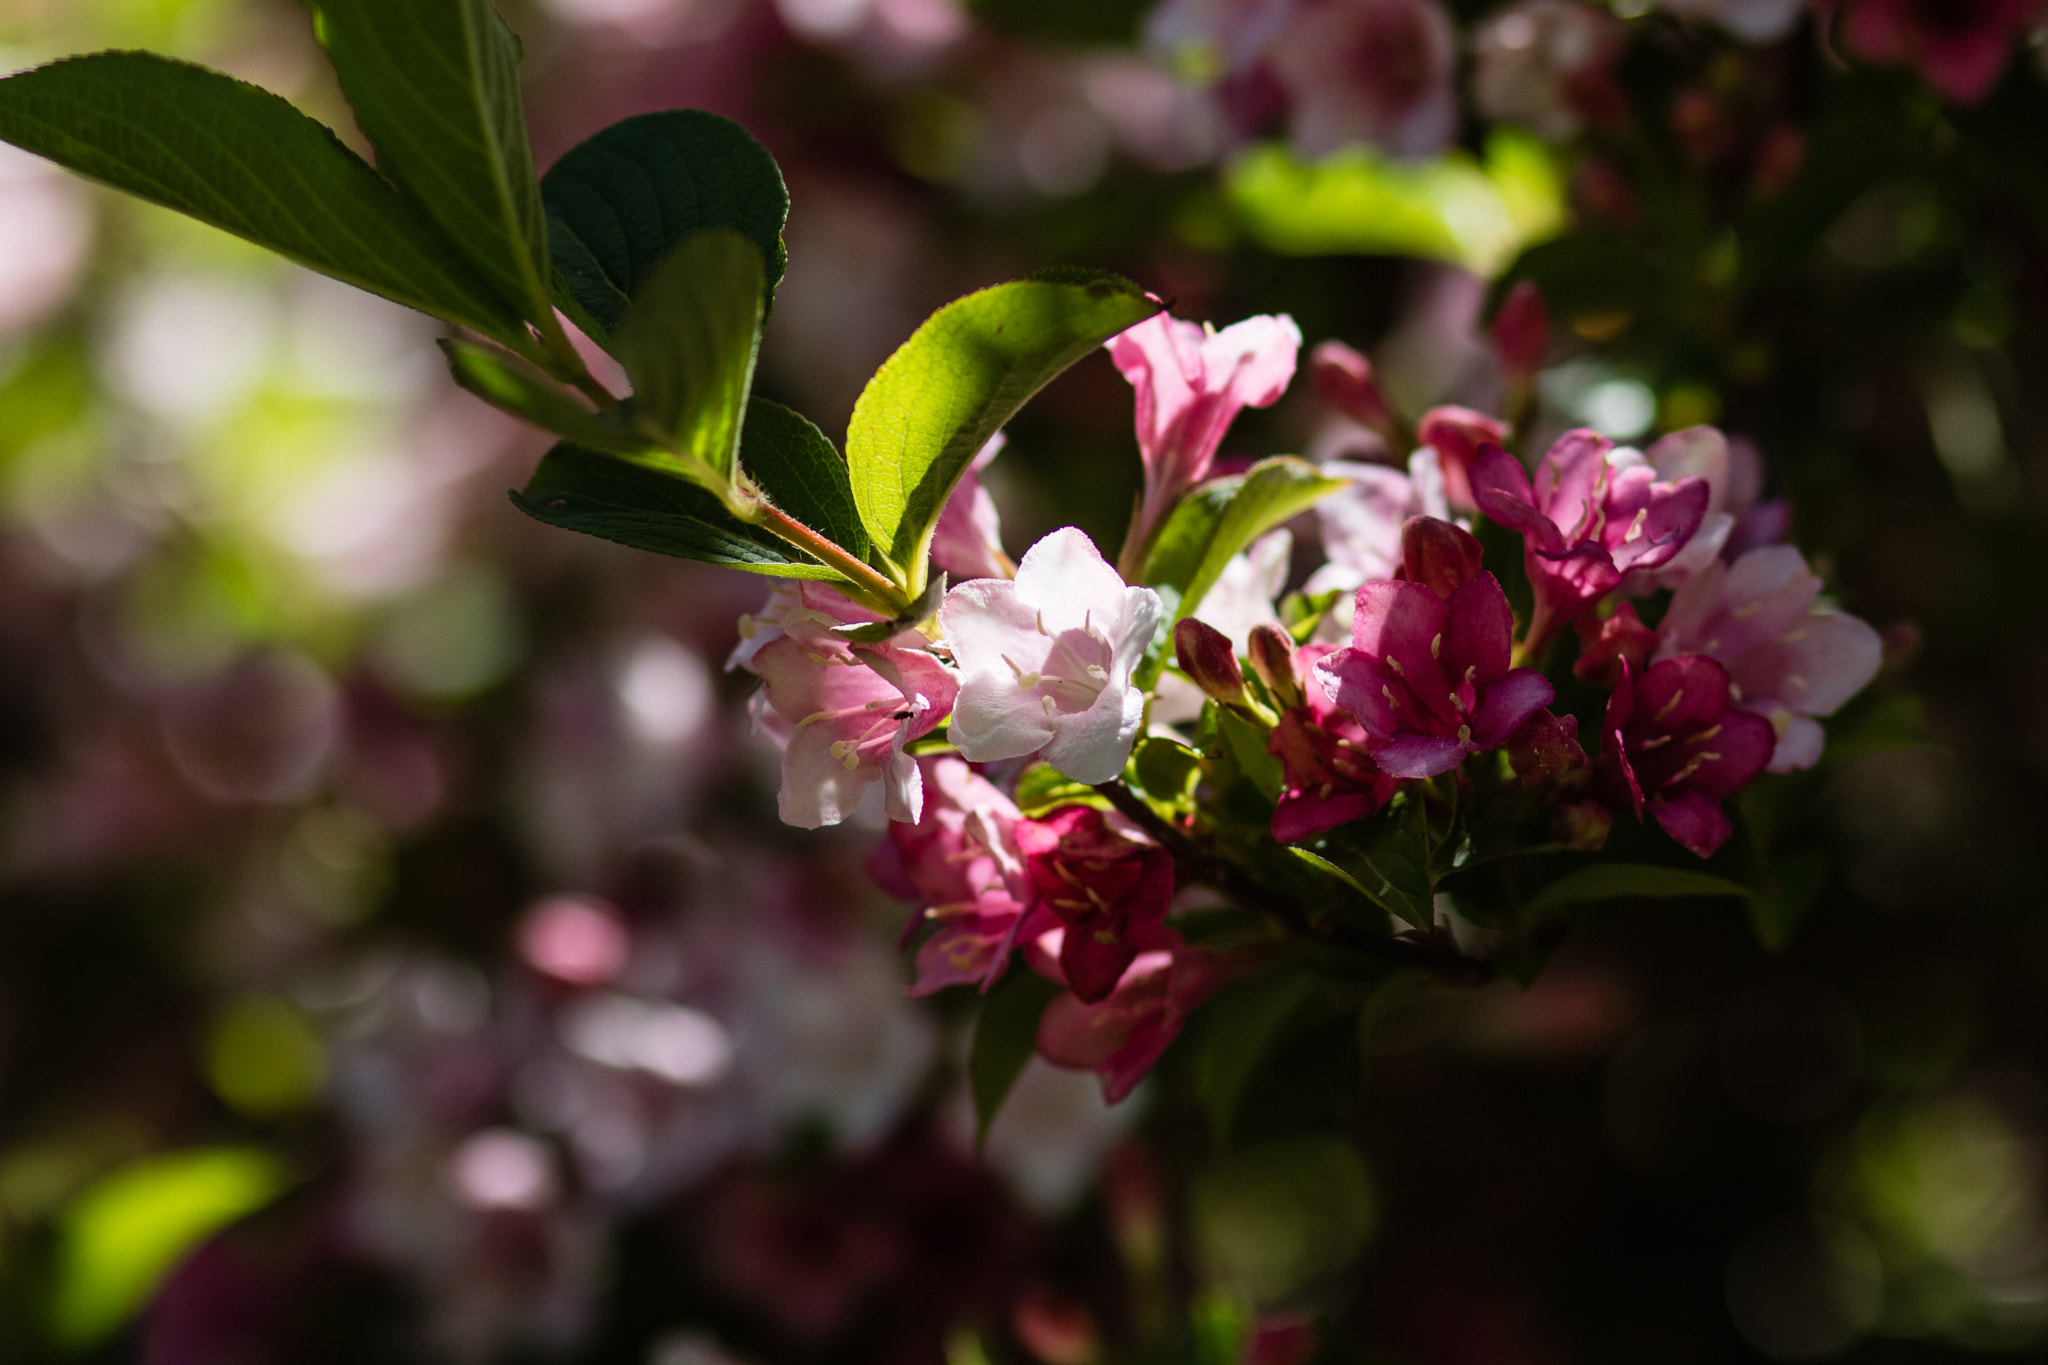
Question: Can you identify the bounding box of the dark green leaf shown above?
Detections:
[541,109,790,341]
[1331,798,1437,929]
[441,338,642,451]
[511,442,844,580]
[848,269,1158,588]
[740,398,867,562]
[317,0,551,326]
[1745,851,1830,952]
[616,230,764,482]
[1177,458,1349,623]
[969,968,1064,1145]
[1521,862,1752,921]
[0,52,524,342]
[1215,708,1283,802]
[1194,966,1318,1141]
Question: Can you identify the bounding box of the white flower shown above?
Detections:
[939,527,1164,785]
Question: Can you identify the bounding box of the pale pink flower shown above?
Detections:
[1108,310,1302,568]
[1195,529,1292,652]
[930,433,1013,583]
[1145,0,1298,76]
[753,608,958,829]
[1655,546,1883,773]
[1266,0,1459,159]
[940,528,1165,785]
[1630,425,1787,588]
[1304,450,1451,610]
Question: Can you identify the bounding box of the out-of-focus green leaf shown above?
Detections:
[617,230,764,485]
[1191,1135,1376,1305]
[317,0,552,327]
[511,442,846,581]
[847,270,1158,590]
[1176,457,1349,623]
[53,1147,289,1345]
[739,398,869,562]
[1227,129,1567,277]
[969,968,1064,1146]
[1194,966,1318,1140]
[205,994,326,1118]
[1521,862,1752,920]
[1746,851,1831,952]
[0,52,526,343]
[541,109,790,345]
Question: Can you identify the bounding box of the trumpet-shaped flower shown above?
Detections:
[1314,516,1555,778]
[1596,656,1776,857]
[1108,311,1301,563]
[1655,546,1884,773]
[1265,0,1460,159]
[940,528,1164,785]
[1470,429,1709,649]
[753,612,958,830]
[1631,426,1787,588]
[1016,806,1175,1004]
[1266,641,1400,842]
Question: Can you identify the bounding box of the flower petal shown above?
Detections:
[1650,788,1734,858]
[1373,732,1468,778]
[1470,668,1556,749]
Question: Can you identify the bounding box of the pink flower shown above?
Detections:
[1471,0,1626,142]
[930,433,1014,583]
[729,581,872,673]
[1016,806,1175,1004]
[1266,0,1459,159]
[1035,934,1246,1102]
[753,609,958,829]
[1314,516,1556,778]
[1655,546,1883,773]
[1596,656,1777,857]
[1835,0,2043,104]
[1267,640,1400,842]
[1630,426,1788,588]
[940,528,1165,785]
[1572,602,1657,689]
[1470,429,1709,652]
[1108,310,1302,567]
[1304,452,1450,611]
[1416,406,1508,514]
[870,757,1036,995]
[1145,0,1298,78]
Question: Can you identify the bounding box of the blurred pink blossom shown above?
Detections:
[1832,0,2043,102]
[1036,933,1246,1102]
[930,434,1014,583]
[1266,0,1459,158]
[1471,0,1626,142]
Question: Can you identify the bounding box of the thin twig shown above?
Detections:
[1093,781,1493,983]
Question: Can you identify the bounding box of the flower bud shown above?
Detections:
[1401,515,1485,600]
[1572,603,1656,690]
[1492,280,1549,388]
[1552,799,1613,852]
[1415,406,1507,513]
[1505,710,1585,786]
[1247,622,1304,710]
[1309,340,1395,436]
[1174,618,1246,707]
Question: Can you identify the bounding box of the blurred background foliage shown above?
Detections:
[0,0,2045,1361]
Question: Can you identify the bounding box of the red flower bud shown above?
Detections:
[1415,407,1507,513]
[1310,339,1395,436]
[1492,280,1550,388]
[1174,618,1246,707]
[1247,622,1304,710]
[1505,709,1586,786]
[1572,603,1657,690]
[1400,515,1486,600]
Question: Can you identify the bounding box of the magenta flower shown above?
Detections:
[1836,0,2040,104]
[1314,516,1556,778]
[1016,806,1175,1004]
[1107,310,1302,569]
[869,757,1037,996]
[940,528,1164,785]
[1596,656,1776,858]
[753,612,958,829]
[1630,426,1789,588]
[1035,933,1248,1103]
[1416,405,1507,515]
[1267,641,1400,843]
[1656,546,1884,774]
[1470,428,1709,653]
[1266,0,1459,159]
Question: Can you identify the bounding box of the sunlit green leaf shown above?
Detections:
[1139,476,1237,590]
[848,269,1158,589]
[1012,762,1106,817]
[205,994,327,1118]
[1227,129,1567,278]
[617,230,764,484]
[317,0,553,326]
[53,1148,289,1345]
[1175,457,1349,623]
[542,109,790,345]
[969,968,1064,1146]
[0,52,525,343]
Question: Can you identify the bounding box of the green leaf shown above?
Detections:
[1330,797,1437,929]
[969,968,1065,1145]
[617,230,764,483]
[1521,862,1752,921]
[317,0,552,326]
[1284,846,1375,900]
[1139,476,1238,590]
[1131,735,1203,809]
[1745,851,1830,952]
[511,442,846,581]
[441,338,643,451]
[541,110,790,344]
[1215,707,1283,802]
[1012,763,1105,817]
[0,52,525,343]
[1194,966,1318,1141]
[1177,457,1349,623]
[739,398,868,561]
[848,269,1159,588]
[53,1148,288,1345]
